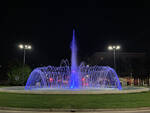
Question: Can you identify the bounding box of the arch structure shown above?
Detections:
[25,62,122,90]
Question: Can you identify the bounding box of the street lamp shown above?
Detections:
[18,44,32,66]
[108,45,120,70]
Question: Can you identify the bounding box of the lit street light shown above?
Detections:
[108,45,120,70]
[18,44,32,66]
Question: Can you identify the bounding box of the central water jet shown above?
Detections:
[70,29,79,89]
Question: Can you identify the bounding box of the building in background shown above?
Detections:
[87,52,150,86]
[87,52,147,76]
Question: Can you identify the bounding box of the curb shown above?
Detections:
[1,107,150,112]
[0,86,149,94]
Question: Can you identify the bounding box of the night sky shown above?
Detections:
[0,0,150,66]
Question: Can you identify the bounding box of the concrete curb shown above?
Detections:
[0,86,149,94]
[1,107,150,112]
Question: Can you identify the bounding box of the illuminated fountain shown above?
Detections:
[25,30,122,90]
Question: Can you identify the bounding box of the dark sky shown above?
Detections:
[0,0,150,66]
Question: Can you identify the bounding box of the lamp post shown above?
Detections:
[108,45,120,70]
[18,44,32,66]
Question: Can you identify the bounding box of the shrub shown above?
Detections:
[8,65,31,86]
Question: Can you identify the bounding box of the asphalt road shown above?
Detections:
[1,109,150,113]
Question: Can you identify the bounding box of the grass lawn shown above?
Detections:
[0,92,150,109]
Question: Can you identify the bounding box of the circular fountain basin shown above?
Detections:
[0,86,149,94]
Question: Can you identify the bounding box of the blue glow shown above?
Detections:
[70,30,79,89]
[25,29,122,90]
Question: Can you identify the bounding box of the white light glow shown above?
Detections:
[116,45,120,50]
[27,45,32,49]
[25,45,28,49]
[18,44,32,50]
[108,45,121,50]
[108,46,113,50]
[112,46,116,49]
[19,44,24,49]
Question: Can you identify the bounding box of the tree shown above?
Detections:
[8,65,31,86]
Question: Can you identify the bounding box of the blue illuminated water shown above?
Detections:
[25,29,122,90]
[70,29,79,89]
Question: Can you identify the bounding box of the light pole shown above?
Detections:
[18,44,32,66]
[108,45,120,70]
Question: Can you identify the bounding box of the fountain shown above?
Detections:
[25,29,122,90]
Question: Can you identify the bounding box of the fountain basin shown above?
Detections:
[0,86,148,94]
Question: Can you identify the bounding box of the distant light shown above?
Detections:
[19,44,24,49]
[27,45,32,49]
[108,46,113,50]
[86,75,89,78]
[57,80,61,82]
[116,45,120,50]
[86,83,88,86]
[49,78,53,82]
[108,45,121,50]
[18,44,32,50]
[113,46,116,49]
[82,78,85,81]
[25,45,28,49]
